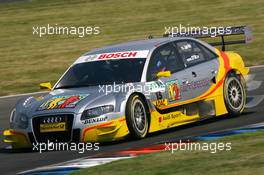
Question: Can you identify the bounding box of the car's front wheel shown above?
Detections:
[224,72,246,116]
[126,94,149,139]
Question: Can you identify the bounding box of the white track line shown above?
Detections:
[248,65,264,69]
[18,156,133,175]
[0,91,48,99]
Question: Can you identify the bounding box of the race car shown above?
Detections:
[4,26,252,149]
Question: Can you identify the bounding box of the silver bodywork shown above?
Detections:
[10,37,220,143]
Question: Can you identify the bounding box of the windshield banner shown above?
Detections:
[76,50,149,63]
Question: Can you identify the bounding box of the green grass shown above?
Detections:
[71,131,264,175]
[0,0,264,95]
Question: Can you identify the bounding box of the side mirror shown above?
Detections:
[39,82,52,91]
[156,71,171,79]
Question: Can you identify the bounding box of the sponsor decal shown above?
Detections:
[181,78,210,92]
[146,80,166,93]
[180,43,192,50]
[77,50,149,63]
[153,91,168,108]
[82,116,108,125]
[98,52,137,59]
[163,113,181,121]
[186,54,200,62]
[40,122,66,133]
[153,99,168,108]
[159,113,181,123]
[166,80,181,101]
[38,94,88,111]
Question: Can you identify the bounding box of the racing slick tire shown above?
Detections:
[126,94,149,139]
[223,72,246,117]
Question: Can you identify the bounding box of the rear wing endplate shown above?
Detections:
[163,26,253,51]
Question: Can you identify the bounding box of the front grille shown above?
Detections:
[32,114,74,143]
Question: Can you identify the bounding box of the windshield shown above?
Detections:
[55,58,146,89]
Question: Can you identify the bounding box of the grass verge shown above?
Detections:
[71,131,264,175]
[0,0,264,95]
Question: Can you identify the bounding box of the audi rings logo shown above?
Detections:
[42,116,63,124]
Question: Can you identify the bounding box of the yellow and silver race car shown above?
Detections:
[4,26,251,149]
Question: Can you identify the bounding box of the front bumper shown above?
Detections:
[3,129,32,149]
[3,116,129,149]
[82,116,129,142]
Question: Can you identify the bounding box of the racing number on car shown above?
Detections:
[153,91,169,108]
[156,91,163,100]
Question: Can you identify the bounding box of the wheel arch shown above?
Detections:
[226,69,247,88]
[127,92,151,112]
[125,92,152,122]
[125,92,151,138]
[221,68,247,100]
[225,51,249,76]
[223,69,246,116]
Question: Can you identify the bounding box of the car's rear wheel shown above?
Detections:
[224,72,246,116]
[126,94,149,139]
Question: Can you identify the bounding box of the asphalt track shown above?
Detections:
[0,67,264,175]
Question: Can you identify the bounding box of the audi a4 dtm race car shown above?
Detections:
[4,26,252,149]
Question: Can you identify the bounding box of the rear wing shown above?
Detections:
[163,26,253,51]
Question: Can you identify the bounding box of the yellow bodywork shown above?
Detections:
[148,110,200,133]
[82,116,129,142]
[148,48,249,133]
[3,129,31,149]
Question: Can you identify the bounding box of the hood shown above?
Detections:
[23,86,123,117]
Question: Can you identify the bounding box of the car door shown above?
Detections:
[174,39,220,100]
[146,43,195,108]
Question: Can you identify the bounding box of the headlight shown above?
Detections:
[18,114,29,129]
[10,108,28,129]
[81,105,114,120]
[10,108,16,123]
